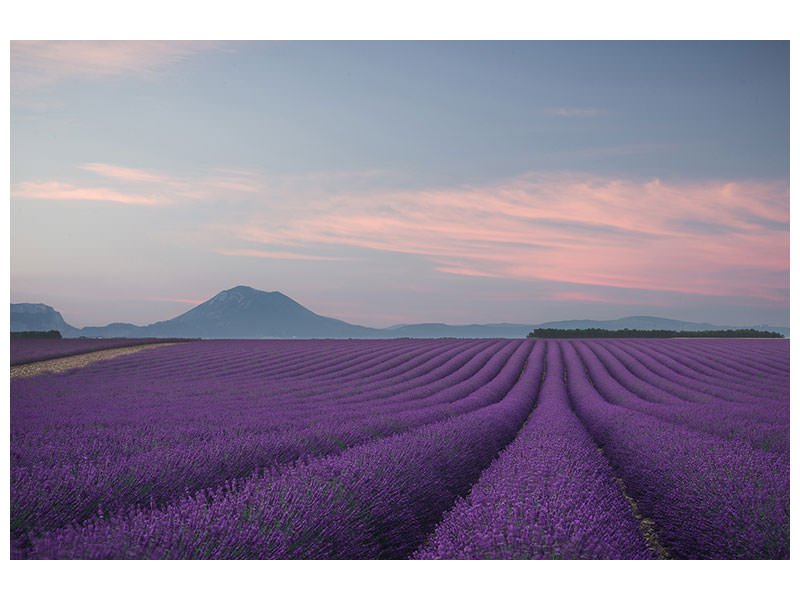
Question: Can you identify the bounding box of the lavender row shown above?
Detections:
[415,341,654,559]
[12,341,527,542]
[563,341,789,559]
[23,340,542,559]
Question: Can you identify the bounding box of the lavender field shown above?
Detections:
[10,338,789,559]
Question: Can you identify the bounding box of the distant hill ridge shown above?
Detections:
[10,285,790,339]
[10,303,80,336]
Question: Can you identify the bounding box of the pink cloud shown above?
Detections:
[12,181,163,205]
[14,162,267,208]
[546,291,646,305]
[224,173,787,304]
[80,163,168,183]
[216,248,349,261]
[95,163,264,196]
[12,41,225,93]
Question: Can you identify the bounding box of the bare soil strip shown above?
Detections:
[10,343,178,379]
[597,446,671,559]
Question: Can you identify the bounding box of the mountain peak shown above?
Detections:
[10,302,79,335]
[208,286,290,308]
[218,285,291,298]
[158,285,331,338]
[11,302,56,314]
[224,285,261,294]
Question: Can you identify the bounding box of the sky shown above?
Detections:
[9,40,790,328]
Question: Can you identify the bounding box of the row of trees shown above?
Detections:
[11,330,62,339]
[527,328,784,339]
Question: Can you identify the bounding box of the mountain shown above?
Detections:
[10,287,789,338]
[10,303,80,336]
[79,322,143,338]
[142,286,375,338]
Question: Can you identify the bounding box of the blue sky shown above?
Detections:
[10,41,789,327]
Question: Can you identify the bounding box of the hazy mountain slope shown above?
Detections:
[140,286,375,339]
[10,303,80,336]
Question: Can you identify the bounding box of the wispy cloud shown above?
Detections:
[80,163,169,184]
[13,162,265,206]
[216,248,349,261]
[13,161,788,307]
[220,173,788,303]
[544,107,607,117]
[11,41,226,94]
[545,291,647,305]
[80,162,264,198]
[11,181,163,205]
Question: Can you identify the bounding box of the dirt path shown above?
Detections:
[10,342,179,379]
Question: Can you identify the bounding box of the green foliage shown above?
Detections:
[11,330,62,339]
[527,328,783,339]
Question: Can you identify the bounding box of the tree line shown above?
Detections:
[527,328,784,339]
[11,330,63,339]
